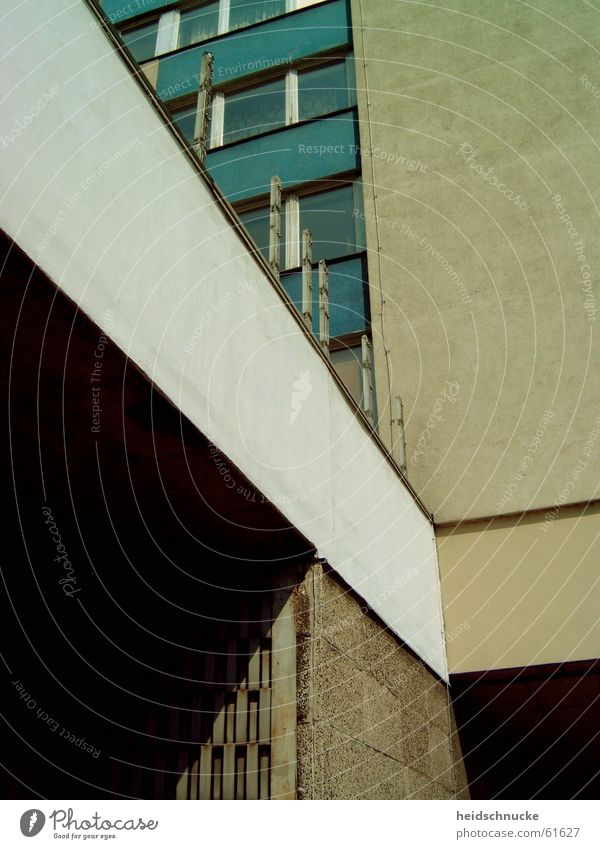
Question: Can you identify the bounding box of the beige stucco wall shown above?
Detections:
[296,564,468,799]
[352,0,600,521]
[140,59,159,88]
[437,502,600,673]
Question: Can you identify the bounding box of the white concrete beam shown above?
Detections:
[0,0,448,679]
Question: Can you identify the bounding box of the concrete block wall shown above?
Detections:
[296,563,468,799]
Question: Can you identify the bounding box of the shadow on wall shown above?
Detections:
[0,232,311,799]
[451,661,600,800]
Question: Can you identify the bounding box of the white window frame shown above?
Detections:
[156,11,180,55]
[285,69,298,125]
[284,195,300,270]
[218,0,230,35]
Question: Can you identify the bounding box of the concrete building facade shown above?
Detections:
[1,0,465,800]
[350,0,600,797]
[1,0,598,799]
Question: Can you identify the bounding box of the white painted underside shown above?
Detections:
[0,0,448,679]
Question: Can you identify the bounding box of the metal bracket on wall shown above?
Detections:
[269,176,282,280]
[302,229,313,330]
[361,334,374,424]
[319,260,329,357]
[392,394,407,475]
[193,51,214,164]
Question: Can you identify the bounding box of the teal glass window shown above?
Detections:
[171,104,197,142]
[298,60,352,121]
[178,2,220,48]
[238,205,286,263]
[299,183,364,262]
[120,19,159,62]
[281,255,369,337]
[228,0,286,32]
[236,184,364,269]
[223,78,286,144]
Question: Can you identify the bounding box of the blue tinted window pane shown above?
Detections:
[327,256,369,336]
[172,100,218,145]
[171,105,197,142]
[238,205,286,263]
[281,256,368,337]
[228,0,286,32]
[120,20,159,62]
[298,61,350,121]
[299,185,364,262]
[179,2,219,48]
[223,78,286,144]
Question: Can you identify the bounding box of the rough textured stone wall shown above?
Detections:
[296,563,468,799]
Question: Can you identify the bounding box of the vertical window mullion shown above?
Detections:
[285,195,300,269]
[155,11,180,55]
[219,0,231,34]
[210,92,225,148]
[285,69,298,125]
